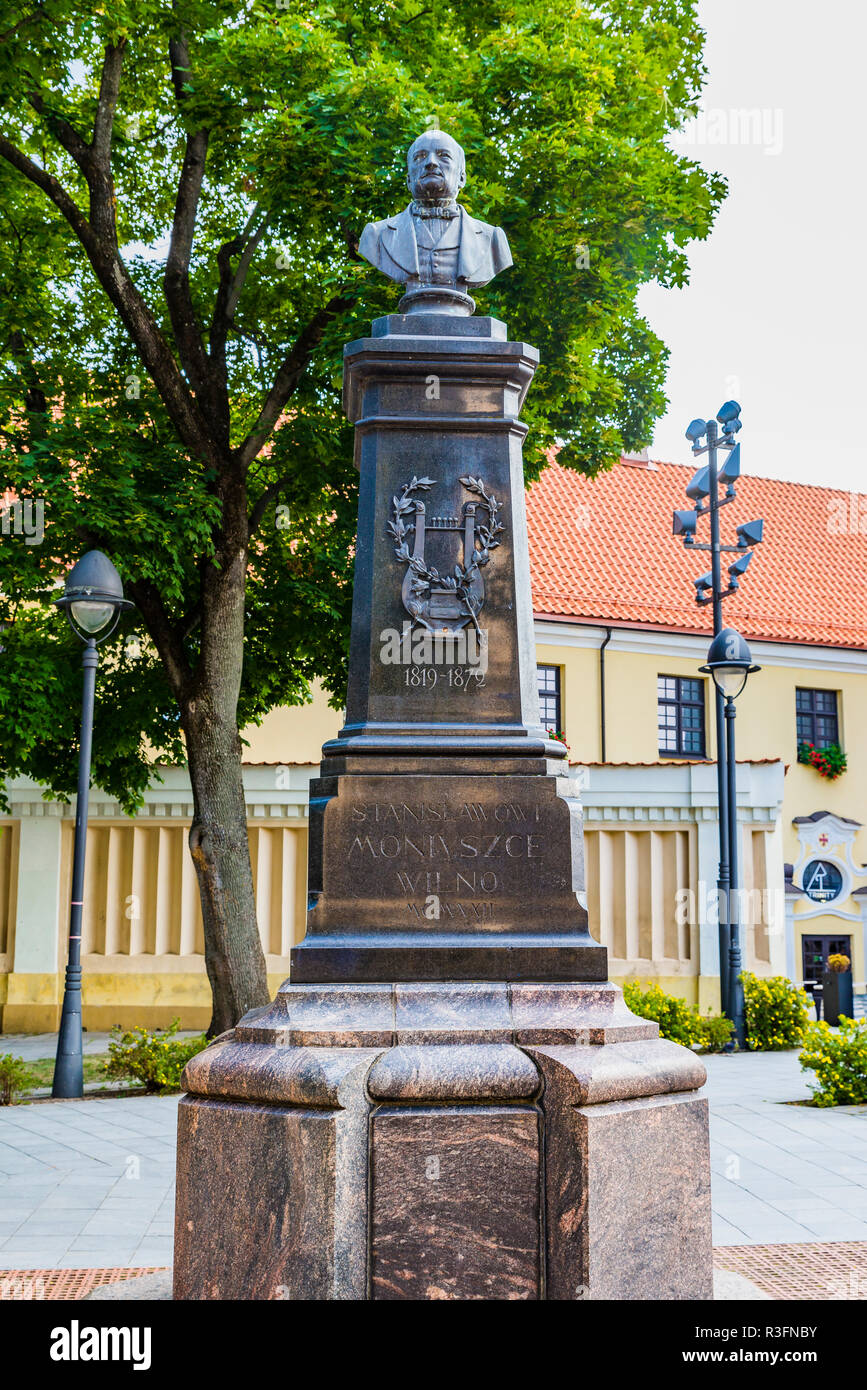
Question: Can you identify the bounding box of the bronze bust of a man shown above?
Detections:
[358,130,512,312]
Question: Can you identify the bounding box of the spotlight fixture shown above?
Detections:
[736,518,764,548]
[718,443,741,487]
[716,400,742,437]
[686,466,711,502]
[727,551,753,586]
[672,509,697,539]
[686,418,708,446]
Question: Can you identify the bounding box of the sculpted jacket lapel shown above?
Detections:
[457,207,487,283]
[382,207,419,278]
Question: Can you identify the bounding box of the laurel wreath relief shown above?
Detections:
[388,474,505,632]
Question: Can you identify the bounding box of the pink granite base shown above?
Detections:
[174,981,713,1300]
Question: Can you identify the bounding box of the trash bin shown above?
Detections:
[822,970,854,1027]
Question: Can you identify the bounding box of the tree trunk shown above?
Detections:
[184,698,270,1035]
[180,514,270,1037]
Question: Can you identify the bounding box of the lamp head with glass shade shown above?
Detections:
[699,626,760,701]
[55,550,134,643]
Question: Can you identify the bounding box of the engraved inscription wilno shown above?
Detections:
[348,800,543,925]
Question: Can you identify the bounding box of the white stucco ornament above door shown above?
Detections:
[791,811,867,921]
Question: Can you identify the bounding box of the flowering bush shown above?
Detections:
[799,1018,867,1106]
[622,981,733,1052]
[826,953,851,973]
[797,741,847,780]
[741,971,811,1050]
[105,1020,207,1094]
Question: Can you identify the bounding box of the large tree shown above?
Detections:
[0,0,724,1032]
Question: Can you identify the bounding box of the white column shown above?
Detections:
[12,813,64,974]
[784,889,799,983]
[695,813,721,976]
[763,814,788,976]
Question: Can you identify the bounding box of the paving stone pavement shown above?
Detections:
[0,1093,179,1269]
[705,1049,867,1247]
[0,1043,864,1268]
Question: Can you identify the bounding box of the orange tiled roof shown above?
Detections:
[527,459,867,649]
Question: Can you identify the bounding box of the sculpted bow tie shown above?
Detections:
[411,201,459,220]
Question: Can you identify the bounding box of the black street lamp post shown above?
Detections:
[52,551,133,1099]
[701,628,761,1049]
[672,401,764,1025]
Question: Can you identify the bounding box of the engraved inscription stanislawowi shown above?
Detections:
[389,475,504,636]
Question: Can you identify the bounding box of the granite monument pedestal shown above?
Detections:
[173,301,713,1300]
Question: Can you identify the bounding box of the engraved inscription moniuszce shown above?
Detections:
[347,802,541,924]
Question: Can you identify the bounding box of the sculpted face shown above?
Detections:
[406,131,466,202]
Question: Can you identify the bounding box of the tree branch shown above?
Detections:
[236,293,354,469]
[26,93,93,173]
[0,134,94,249]
[224,210,272,324]
[163,30,221,435]
[92,39,126,165]
[248,475,291,539]
[0,132,219,467]
[127,576,194,701]
[164,128,211,388]
[209,206,271,380]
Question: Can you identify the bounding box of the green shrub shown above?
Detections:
[799,1018,867,1107]
[622,981,733,1052]
[105,1020,207,1094]
[741,971,811,1050]
[0,1054,31,1105]
[699,1012,736,1053]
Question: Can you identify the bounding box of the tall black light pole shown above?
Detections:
[701,628,761,1048]
[672,401,764,1024]
[52,551,133,1099]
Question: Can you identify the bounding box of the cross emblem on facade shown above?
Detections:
[819,833,829,846]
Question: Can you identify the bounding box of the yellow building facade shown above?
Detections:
[2,460,865,1031]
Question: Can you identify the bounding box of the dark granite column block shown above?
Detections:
[293,767,605,983]
[574,1094,714,1301]
[175,1045,380,1300]
[528,1048,713,1301]
[340,326,541,740]
[370,1106,541,1300]
[174,1098,341,1300]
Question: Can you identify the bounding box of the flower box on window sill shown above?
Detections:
[797,741,847,781]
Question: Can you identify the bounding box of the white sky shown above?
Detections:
[637,0,867,491]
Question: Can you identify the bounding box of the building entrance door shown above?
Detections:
[802,935,852,988]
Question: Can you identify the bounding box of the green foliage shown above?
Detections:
[0,1054,31,1105]
[0,0,724,812]
[699,1011,736,1053]
[622,980,733,1052]
[797,742,847,780]
[799,1018,867,1107]
[105,1019,207,1093]
[741,971,811,1051]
